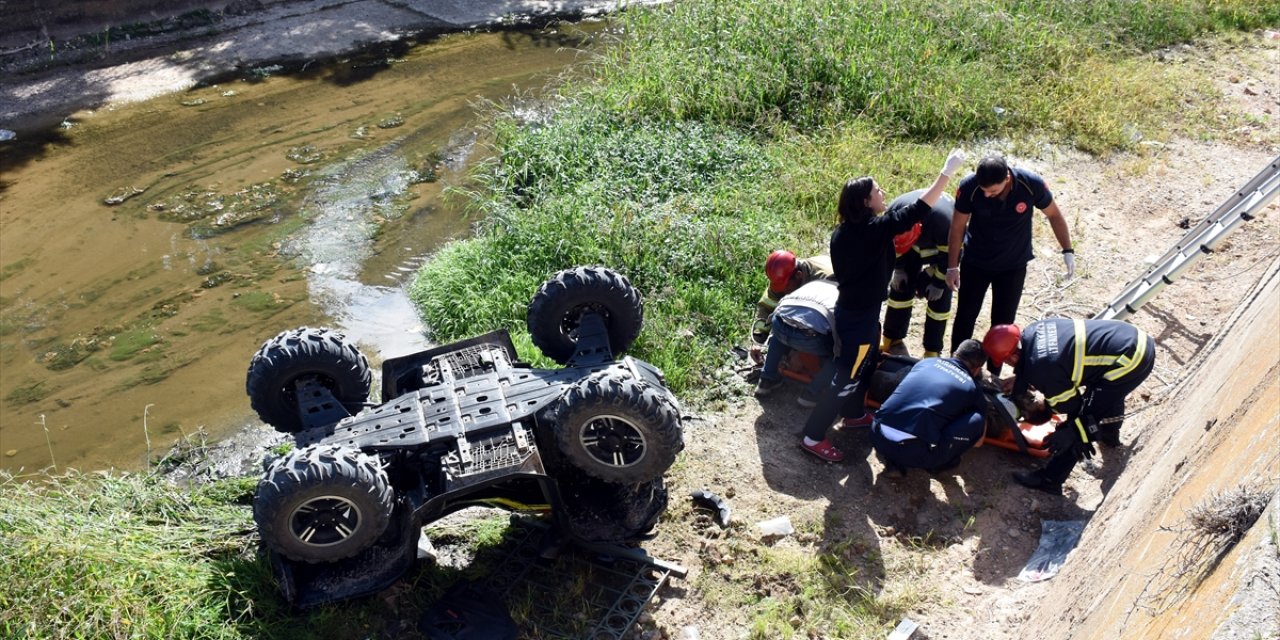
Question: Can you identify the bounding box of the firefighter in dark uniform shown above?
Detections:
[748,251,835,366]
[882,189,955,358]
[870,339,989,475]
[946,156,1075,363]
[983,319,1157,495]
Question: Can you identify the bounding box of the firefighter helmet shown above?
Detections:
[983,324,1022,367]
[893,223,922,257]
[765,250,798,291]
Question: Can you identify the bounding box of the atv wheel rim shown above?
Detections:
[288,495,363,547]
[580,414,647,468]
[562,303,609,338]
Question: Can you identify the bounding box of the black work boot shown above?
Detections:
[1094,425,1121,448]
[1011,470,1063,496]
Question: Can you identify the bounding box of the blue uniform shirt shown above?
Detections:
[954,168,1053,271]
[876,357,985,446]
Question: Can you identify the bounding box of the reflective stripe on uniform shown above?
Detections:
[886,298,914,309]
[1071,319,1087,388]
[926,308,953,321]
[847,343,872,379]
[1074,417,1089,442]
[1105,329,1149,381]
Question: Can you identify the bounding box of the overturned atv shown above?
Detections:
[245,267,683,603]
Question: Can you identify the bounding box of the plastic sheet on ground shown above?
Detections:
[1018,520,1086,582]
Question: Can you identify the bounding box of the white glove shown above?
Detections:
[946,267,961,291]
[941,148,968,177]
[890,268,909,292]
[925,282,946,302]
[1063,250,1076,279]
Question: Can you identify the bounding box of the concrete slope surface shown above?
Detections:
[1020,258,1279,639]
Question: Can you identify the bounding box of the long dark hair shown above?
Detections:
[837,176,874,224]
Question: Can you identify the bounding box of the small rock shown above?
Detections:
[637,612,654,625]
[1006,528,1020,538]
[789,615,803,628]
[963,586,983,595]
[4,449,17,457]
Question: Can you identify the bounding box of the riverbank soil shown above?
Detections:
[2,4,1278,640]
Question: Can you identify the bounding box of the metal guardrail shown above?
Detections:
[1094,155,1280,321]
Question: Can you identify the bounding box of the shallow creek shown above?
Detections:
[0,25,600,472]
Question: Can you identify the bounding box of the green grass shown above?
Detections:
[690,530,936,639]
[0,470,526,640]
[108,327,162,361]
[408,0,1275,399]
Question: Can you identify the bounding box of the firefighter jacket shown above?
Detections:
[751,255,835,344]
[889,189,954,281]
[876,357,985,446]
[1011,319,1153,436]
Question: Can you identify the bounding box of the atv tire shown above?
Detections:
[254,445,393,564]
[555,470,669,545]
[545,370,682,484]
[246,327,371,433]
[527,266,643,364]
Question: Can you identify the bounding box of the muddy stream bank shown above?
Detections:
[0,23,602,473]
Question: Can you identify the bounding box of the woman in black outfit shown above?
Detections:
[799,149,967,462]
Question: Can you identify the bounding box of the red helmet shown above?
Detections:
[893,223,922,257]
[983,324,1022,367]
[765,250,798,291]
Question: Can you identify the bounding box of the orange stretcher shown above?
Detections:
[778,350,1057,458]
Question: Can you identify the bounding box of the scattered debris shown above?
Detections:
[1018,520,1086,582]
[887,618,919,640]
[103,186,145,205]
[757,515,794,538]
[690,489,732,527]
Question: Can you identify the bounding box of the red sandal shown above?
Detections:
[800,439,845,462]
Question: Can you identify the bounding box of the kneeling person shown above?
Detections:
[871,339,988,474]
[755,279,840,407]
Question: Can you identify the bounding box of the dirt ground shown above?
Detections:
[5,6,1277,639]
[635,37,1280,640]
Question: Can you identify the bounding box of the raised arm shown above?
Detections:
[918,149,967,208]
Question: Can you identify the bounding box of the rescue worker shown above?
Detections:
[799,148,968,462]
[748,250,835,366]
[946,156,1075,364]
[870,339,989,475]
[882,189,955,358]
[754,279,839,407]
[983,318,1157,495]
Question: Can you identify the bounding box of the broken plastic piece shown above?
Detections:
[756,515,794,537]
[690,490,732,527]
[887,618,918,640]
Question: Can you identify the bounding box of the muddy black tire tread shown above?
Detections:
[527,266,643,364]
[245,326,371,433]
[545,370,683,484]
[556,471,669,544]
[254,445,393,564]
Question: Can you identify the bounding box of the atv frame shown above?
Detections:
[245,267,684,607]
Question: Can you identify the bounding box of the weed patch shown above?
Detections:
[109,327,161,361]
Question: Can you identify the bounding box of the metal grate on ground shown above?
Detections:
[483,517,687,639]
